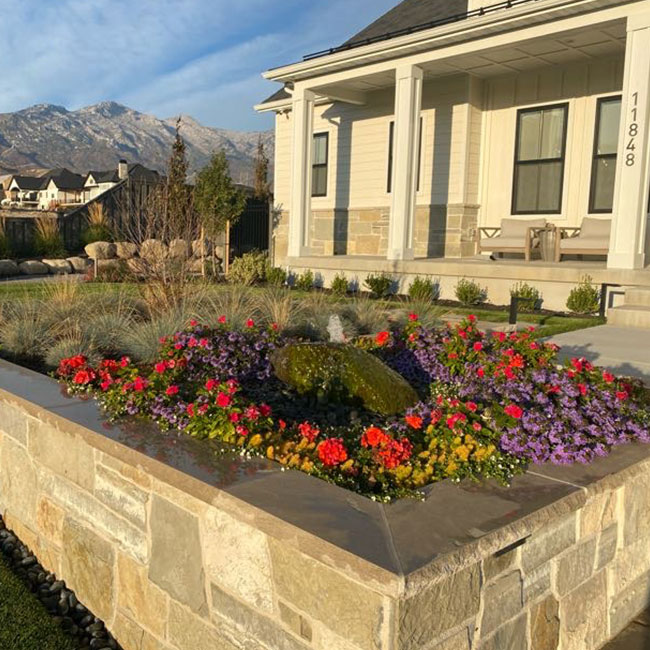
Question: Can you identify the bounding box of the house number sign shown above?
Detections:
[626,91,641,167]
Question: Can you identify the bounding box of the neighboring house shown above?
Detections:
[37,168,85,209]
[5,175,46,207]
[257,0,650,275]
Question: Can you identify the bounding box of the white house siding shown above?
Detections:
[480,57,625,229]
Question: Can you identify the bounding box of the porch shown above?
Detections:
[262,0,650,274]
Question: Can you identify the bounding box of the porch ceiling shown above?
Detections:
[312,19,626,95]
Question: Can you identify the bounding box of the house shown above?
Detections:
[37,168,86,209]
[257,0,650,307]
[5,175,46,207]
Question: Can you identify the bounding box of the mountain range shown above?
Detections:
[0,102,274,184]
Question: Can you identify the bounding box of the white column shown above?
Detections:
[288,87,315,258]
[388,64,423,261]
[608,13,650,270]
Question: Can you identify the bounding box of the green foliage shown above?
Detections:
[294,270,314,292]
[81,223,113,247]
[33,218,65,258]
[364,272,393,299]
[271,342,419,416]
[44,335,100,370]
[330,273,349,296]
[510,282,542,312]
[265,266,287,287]
[455,278,487,306]
[194,149,246,238]
[0,301,53,359]
[408,276,438,302]
[227,250,268,286]
[165,118,192,238]
[253,137,271,201]
[0,556,78,650]
[122,310,188,363]
[566,275,600,315]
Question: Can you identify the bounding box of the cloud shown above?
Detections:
[0,0,396,130]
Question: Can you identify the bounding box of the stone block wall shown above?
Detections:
[1,389,650,650]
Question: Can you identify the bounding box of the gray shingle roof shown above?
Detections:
[87,170,120,184]
[10,175,48,190]
[343,0,469,46]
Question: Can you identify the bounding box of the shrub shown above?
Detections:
[330,273,349,296]
[510,282,542,312]
[227,250,268,286]
[33,217,65,257]
[454,278,487,305]
[81,203,113,246]
[294,270,314,292]
[364,273,393,299]
[408,277,437,302]
[567,275,600,315]
[266,266,287,287]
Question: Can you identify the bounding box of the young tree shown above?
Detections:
[165,117,192,239]
[194,150,246,274]
[253,136,270,201]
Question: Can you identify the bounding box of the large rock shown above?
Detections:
[42,258,73,274]
[0,260,19,276]
[140,239,168,261]
[271,342,419,416]
[115,241,138,259]
[66,256,92,273]
[84,241,117,260]
[189,257,222,274]
[192,239,212,258]
[18,260,49,275]
[168,239,191,259]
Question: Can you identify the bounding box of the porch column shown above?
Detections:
[388,64,423,261]
[608,13,650,270]
[288,87,315,258]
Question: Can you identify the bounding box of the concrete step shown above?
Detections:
[624,287,650,308]
[608,305,650,329]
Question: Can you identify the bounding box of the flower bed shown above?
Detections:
[57,315,649,500]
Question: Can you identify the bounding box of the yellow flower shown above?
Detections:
[300,459,314,472]
[340,459,355,472]
[454,445,470,462]
[266,446,275,460]
[445,461,458,475]
[288,454,301,468]
[249,434,263,448]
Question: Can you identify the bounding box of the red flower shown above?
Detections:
[133,376,148,392]
[577,383,588,396]
[271,323,278,331]
[189,319,198,327]
[216,392,232,408]
[246,319,255,328]
[186,403,195,417]
[260,404,272,417]
[405,415,423,430]
[477,367,485,378]
[473,342,483,352]
[278,419,287,431]
[73,369,94,385]
[375,331,390,346]
[236,425,249,437]
[229,412,241,423]
[408,313,418,322]
[188,336,198,348]
[361,426,389,448]
[378,437,413,469]
[448,352,458,360]
[100,379,112,391]
[120,356,130,368]
[154,361,167,374]
[468,314,477,323]
[571,358,584,373]
[298,422,320,443]
[465,401,478,412]
[472,421,483,432]
[616,391,629,401]
[199,338,209,348]
[226,379,239,394]
[504,404,523,419]
[245,406,260,421]
[166,385,179,396]
[205,379,218,392]
[603,371,615,384]
[446,412,467,429]
[218,315,226,324]
[317,438,348,467]
[548,385,561,395]
[159,336,167,344]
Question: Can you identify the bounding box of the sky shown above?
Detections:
[0,0,397,132]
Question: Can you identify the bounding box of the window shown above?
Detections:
[312,133,328,197]
[387,118,423,194]
[512,103,568,214]
[589,96,621,213]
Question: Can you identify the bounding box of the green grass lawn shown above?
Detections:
[0,558,78,650]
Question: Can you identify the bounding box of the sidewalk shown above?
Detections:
[548,325,650,384]
[602,610,650,649]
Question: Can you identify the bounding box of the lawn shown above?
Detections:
[0,557,77,650]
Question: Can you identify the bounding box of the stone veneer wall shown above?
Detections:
[1,388,650,650]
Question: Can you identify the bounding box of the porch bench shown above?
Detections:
[475,218,548,261]
[554,217,611,262]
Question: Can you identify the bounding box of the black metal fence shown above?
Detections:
[229,197,270,260]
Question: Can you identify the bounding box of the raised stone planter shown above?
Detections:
[0,359,648,650]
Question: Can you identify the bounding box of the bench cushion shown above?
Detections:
[580,217,611,240]
[500,218,546,238]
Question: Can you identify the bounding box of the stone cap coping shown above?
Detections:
[1,358,649,597]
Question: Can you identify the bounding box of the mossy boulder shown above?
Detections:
[271,343,419,416]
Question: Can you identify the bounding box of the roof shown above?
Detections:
[127,163,161,184]
[260,87,291,106]
[9,175,48,190]
[342,0,468,47]
[87,170,120,184]
[47,168,85,190]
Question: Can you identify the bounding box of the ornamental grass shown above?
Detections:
[56,315,650,501]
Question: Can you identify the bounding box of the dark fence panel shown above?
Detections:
[229,198,270,259]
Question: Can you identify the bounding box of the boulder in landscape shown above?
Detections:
[84,241,117,260]
[115,242,138,259]
[96,259,122,271]
[66,257,92,274]
[168,239,191,259]
[140,239,168,262]
[189,257,223,274]
[192,239,213,258]
[18,260,49,276]
[42,259,73,274]
[0,260,19,277]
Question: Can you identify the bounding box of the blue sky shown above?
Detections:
[0,0,397,132]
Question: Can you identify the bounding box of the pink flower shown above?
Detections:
[205,379,218,392]
[473,342,483,352]
[229,412,241,423]
[133,376,148,392]
[216,392,232,408]
[603,371,615,384]
[166,385,179,396]
[218,315,226,324]
[504,404,523,419]
[236,425,249,437]
[298,422,320,443]
[260,404,272,417]
[154,361,167,374]
[246,319,255,328]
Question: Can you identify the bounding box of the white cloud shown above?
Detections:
[0,0,397,130]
